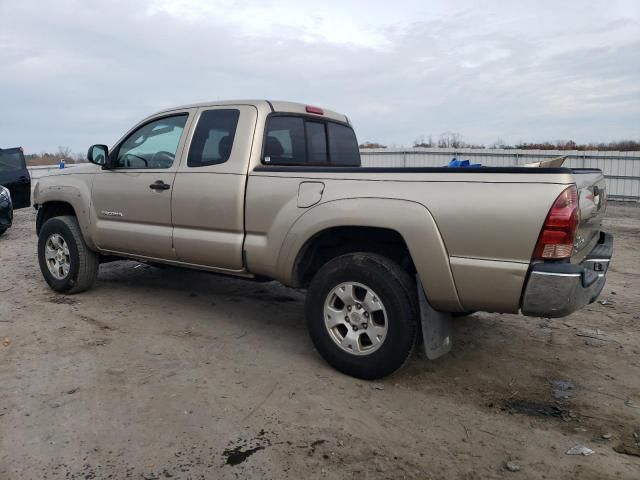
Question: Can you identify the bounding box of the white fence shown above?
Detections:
[360,148,640,202]
[27,164,78,179]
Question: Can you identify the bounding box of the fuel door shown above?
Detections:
[297,181,325,208]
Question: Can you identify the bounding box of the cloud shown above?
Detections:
[0,0,638,152]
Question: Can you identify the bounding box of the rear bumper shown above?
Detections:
[521,232,613,318]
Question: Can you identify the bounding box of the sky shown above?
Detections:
[0,0,638,153]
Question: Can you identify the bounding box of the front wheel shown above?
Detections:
[38,216,99,293]
[305,253,418,380]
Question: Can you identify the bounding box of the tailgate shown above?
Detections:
[571,168,607,263]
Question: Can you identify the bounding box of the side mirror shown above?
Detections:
[87,144,109,168]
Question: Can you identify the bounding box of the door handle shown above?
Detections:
[149,180,170,191]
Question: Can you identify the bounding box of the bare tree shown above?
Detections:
[57,146,73,163]
[490,138,508,149]
[413,135,434,148]
[359,142,387,149]
[438,131,465,148]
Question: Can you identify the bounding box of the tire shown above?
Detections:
[0,228,6,237]
[305,252,418,380]
[38,216,99,294]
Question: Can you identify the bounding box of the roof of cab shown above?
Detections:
[156,100,349,124]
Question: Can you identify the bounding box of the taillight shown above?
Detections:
[533,185,579,260]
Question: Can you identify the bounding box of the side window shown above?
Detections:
[328,123,361,166]
[264,117,305,165]
[115,114,188,169]
[187,109,240,167]
[306,122,328,164]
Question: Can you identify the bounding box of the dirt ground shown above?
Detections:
[0,204,639,480]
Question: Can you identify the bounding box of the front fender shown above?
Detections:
[33,175,97,250]
[277,197,463,312]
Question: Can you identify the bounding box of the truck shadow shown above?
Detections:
[96,259,310,344]
[92,259,633,437]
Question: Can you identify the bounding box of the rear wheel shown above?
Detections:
[38,216,99,293]
[305,253,418,380]
[0,228,6,237]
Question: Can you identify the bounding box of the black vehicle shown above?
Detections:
[0,185,13,235]
[0,147,31,236]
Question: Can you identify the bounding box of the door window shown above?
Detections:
[187,109,240,167]
[115,114,188,169]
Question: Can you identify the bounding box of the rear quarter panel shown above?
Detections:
[245,169,573,313]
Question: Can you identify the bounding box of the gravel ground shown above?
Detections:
[0,204,639,480]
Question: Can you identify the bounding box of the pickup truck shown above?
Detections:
[32,100,613,379]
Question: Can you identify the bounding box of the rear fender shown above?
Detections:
[278,198,463,312]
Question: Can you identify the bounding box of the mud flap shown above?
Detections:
[417,277,453,360]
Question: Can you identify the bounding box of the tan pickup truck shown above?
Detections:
[32,100,613,379]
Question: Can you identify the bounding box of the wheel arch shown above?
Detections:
[35,195,96,251]
[36,201,77,235]
[278,197,464,312]
[293,226,415,287]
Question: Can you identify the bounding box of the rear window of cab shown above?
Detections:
[263,115,360,167]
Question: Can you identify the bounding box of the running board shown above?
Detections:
[417,277,453,360]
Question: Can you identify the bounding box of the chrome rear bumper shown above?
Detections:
[521,232,613,318]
